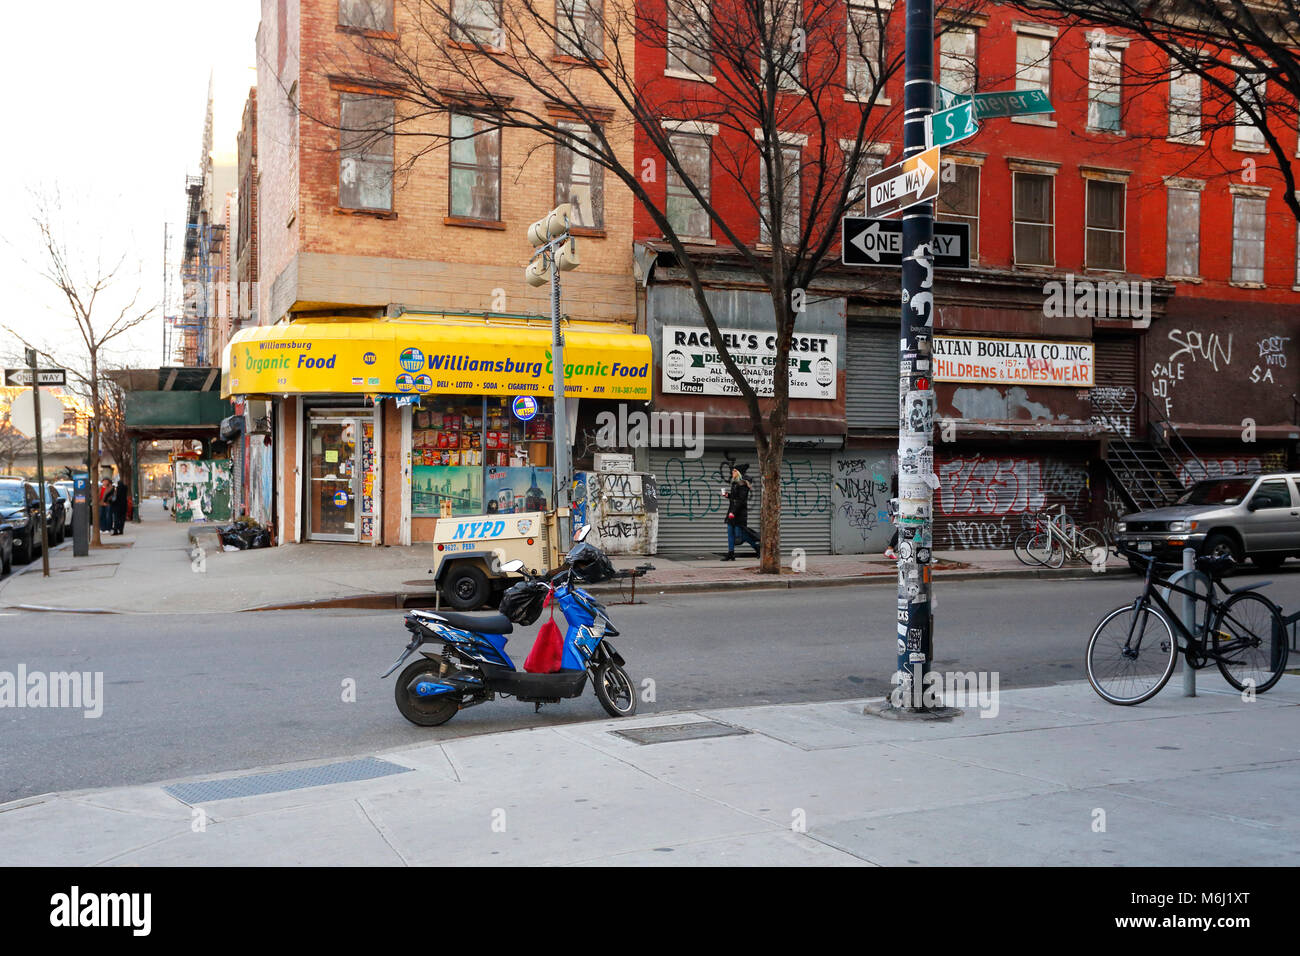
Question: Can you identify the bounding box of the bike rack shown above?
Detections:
[603,564,654,605]
[1285,608,1300,654]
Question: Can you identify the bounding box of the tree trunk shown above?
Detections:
[757,441,784,573]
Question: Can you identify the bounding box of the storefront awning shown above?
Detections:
[221,317,652,400]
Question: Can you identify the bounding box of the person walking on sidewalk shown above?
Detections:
[111,478,129,535]
[721,464,760,560]
[98,478,114,533]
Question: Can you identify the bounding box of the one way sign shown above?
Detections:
[841,218,971,269]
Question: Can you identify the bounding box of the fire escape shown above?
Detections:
[175,175,226,367]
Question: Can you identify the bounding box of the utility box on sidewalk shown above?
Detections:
[72,473,89,557]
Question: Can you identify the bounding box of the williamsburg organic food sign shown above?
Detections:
[933,336,1094,387]
[661,326,838,399]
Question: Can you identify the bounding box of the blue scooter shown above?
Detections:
[384,526,638,726]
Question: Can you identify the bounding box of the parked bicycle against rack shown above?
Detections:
[1014,511,1107,568]
[1085,546,1289,705]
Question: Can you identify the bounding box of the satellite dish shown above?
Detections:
[7,389,64,439]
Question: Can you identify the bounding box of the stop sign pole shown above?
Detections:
[26,348,51,577]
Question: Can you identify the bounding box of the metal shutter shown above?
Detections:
[648,448,833,556]
[847,325,898,429]
[1092,336,1139,437]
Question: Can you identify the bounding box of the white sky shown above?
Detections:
[0,1,260,373]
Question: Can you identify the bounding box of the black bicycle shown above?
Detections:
[1086,547,1290,705]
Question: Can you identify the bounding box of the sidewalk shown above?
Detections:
[0,498,1105,615]
[3,676,1297,866]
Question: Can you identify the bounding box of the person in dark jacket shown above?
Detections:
[99,478,114,532]
[111,478,129,535]
[721,464,760,560]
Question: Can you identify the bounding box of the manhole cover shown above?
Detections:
[163,757,412,803]
[612,720,751,745]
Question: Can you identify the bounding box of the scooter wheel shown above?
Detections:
[395,658,460,727]
[594,664,637,718]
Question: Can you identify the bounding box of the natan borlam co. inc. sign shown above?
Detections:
[660,326,838,399]
[932,336,1094,387]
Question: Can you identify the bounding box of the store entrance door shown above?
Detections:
[308,417,361,541]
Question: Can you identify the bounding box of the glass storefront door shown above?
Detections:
[308,417,360,541]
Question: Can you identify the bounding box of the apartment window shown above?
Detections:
[760,143,802,244]
[1169,60,1201,143]
[665,132,711,239]
[1165,187,1200,278]
[666,0,710,77]
[556,0,603,59]
[1015,33,1050,95]
[1085,179,1124,271]
[450,0,502,47]
[768,0,802,92]
[1235,71,1266,149]
[1232,195,1266,283]
[1087,38,1122,132]
[339,0,392,31]
[555,122,604,229]
[448,113,501,220]
[339,93,394,211]
[847,2,886,98]
[939,27,976,95]
[1013,171,1053,266]
[938,161,979,260]
[854,150,885,214]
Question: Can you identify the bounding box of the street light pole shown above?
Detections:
[895,0,937,710]
[26,348,51,578]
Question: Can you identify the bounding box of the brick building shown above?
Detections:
[629,1,1300,555]
[224,0,650,545]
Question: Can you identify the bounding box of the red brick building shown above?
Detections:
[630,2,1300,555]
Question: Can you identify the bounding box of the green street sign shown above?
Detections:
[971,88,1054,119]
[935,84,967,112]
[928,99,979,149]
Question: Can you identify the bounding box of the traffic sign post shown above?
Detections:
[842,218,970,269]
[24,349,51,577]
[864,145,941,219]
[927,99,979,149]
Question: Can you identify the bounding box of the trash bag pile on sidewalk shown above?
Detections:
[218,516,272,551]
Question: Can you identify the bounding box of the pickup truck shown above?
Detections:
[1114,472,1300,572]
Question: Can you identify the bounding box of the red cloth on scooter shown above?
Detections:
[524,618,564,673]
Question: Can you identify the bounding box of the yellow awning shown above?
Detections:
[221,317,651,400]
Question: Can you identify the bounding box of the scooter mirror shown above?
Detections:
[500,559,526,573]
[573,524,591,543]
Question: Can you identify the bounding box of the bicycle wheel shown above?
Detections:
[1013,529,1042,566]
[1086,603,1178,705]
[1211,591,1289,693]
[1032,531,1065,568]
[1075,526,1108,566]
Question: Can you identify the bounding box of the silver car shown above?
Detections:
[1115,472,1300,572]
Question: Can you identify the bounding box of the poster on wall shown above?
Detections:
[661,325,838,399]
[485,466,553,514]
[172,459,233,523]
[412,465,483,517]
[932,336,1094,387]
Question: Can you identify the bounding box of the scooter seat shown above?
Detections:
[411,609,513,635]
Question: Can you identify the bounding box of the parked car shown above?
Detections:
[43,483,66,546]
[0,477,45,565]
[54,480,75,534]
[1114,472,1300,573]
[0,520,12,575]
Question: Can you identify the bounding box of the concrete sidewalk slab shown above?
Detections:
[2,678,1296,866]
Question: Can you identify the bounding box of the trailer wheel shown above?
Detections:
[443,563,490,610]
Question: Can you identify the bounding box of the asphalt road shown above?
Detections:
[3,568,1300,803]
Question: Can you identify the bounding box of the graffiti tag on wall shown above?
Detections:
[658,457,831,520]
[832,457,890,541]
[936,454,1089,550]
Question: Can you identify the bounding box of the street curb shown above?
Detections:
[236,562,1111,612]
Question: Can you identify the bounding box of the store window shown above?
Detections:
[411,396,556,517]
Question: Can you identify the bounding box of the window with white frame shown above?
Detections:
[1085,179,1125,270]
[938,161,979,260]
[940,27,976,95]
[666,0,710,77]
[1013,171,1053,266]
[1235,70,1266,149]
[847,2,887,98]
[448,112,501,220]
[1169,59,1201,142]
[555,122,604,229]
[1087,37,1123,132]
[665,131,711,239]
[1015,33,1050,96]
[1232,194,1266,283]
[760,143,802,244]
[450,0,502,47]
[1165,187,1200,278]
[556,0,603,59]
[767,0,803,92]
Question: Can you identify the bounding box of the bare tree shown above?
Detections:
[299,0,984,570]
[1006,0,1300,224]
[5,190,156,546]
